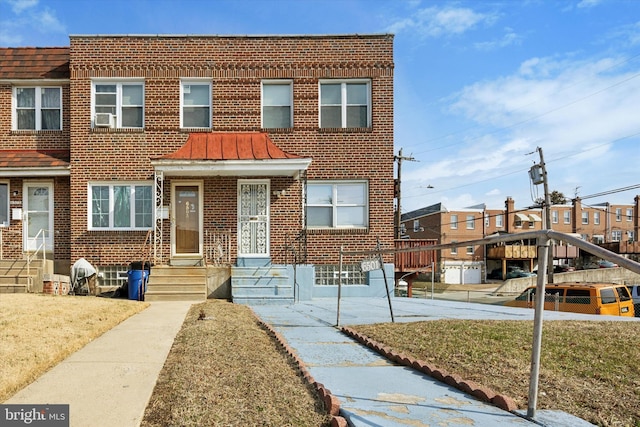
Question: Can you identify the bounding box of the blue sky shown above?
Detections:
[1,0,639,213]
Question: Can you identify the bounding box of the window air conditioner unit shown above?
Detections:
[94,113,114,128]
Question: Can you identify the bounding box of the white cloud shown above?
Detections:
[6,0,38,14]
[386,5,497,38]
[0,0,65,46]
[577,0,602,9]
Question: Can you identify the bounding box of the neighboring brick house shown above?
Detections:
[0,34,395,302]
[401,195,640,282]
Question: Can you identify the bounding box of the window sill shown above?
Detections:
[318,127,373,133]
[90,127,144,134]
[306,227,368,235]
[10,129,62,135]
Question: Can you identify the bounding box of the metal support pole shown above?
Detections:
[431,261,435,300]
[527,234,549,419]
[336,246,343,327]
[377,239,395,323]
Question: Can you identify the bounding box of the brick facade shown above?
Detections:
[2,35,395,277]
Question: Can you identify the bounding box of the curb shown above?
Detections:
[251,311,347,426]
[340,326,519,413]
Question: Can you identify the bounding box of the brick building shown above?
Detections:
[401,195,640,282]
[0,34,395,302]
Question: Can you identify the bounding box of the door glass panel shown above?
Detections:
[175,186,200,254]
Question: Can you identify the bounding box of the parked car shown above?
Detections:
[506,268,536,279]
[505,282,635,317]
[582,260,619,269]
[553,264,575,273]
[628,285,640,318]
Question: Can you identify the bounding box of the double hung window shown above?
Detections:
[181,81,211,128]
[319,80,371,128]
[262,81,292,128]
[306,181,368,228]
[89,183,153,230]
[466,215,475,229]
[450,214,458,229]
[93,81,144,128]
[14,87,62,130]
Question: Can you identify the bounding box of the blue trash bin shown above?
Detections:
[127,269,149,301]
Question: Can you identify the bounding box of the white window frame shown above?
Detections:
[261,80,293,129]
[180,79,211,129]
[552,210,558,224]
[91,79,144,129]
[563,211,571,224]
[319,79,371,128]
[306,180,368,229]
[594,211,600,225]
[626,208,633,221]
[88,182,154,231]
[13,86,62,130]
[466,245,474,255]
[451,241,458,255]
[0,181,9,227]
[612,230,622,242]
[413,219,420,232]
[450,214,458,229]
[615,208,622,222]
[496,214,503,228]
[466,215,475,230]
[582,212,589,225]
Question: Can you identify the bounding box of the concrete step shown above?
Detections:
[231,265,292,304]
[0,284,27,293]
[144,266,207,301]
[0,275,31,285]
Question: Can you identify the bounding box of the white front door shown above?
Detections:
[23,181,54,253]
[238,180,269,257]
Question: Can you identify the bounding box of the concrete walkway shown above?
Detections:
[251,297,635,427]
[5,301,194,427]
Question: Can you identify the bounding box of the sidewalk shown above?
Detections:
[5,301,194,427]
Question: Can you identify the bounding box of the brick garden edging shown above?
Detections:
[340,326,519,413]
[252,312,347,427]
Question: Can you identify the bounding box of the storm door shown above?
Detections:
[23,182,54,253]
[171,182,202,258]
[238,180,269,257]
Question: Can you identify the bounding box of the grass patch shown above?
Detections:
[0,294,148,402]
[352,320,640,427]
[140,300,331,427]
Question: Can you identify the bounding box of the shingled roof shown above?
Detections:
[0,47,70,80]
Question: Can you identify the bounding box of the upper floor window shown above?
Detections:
[13,87,62,130]
[88,182,153,230]
[466,245,474,255]
[551,210,558,224]
[615,208,622,222]
[319,80,371,128]
[594,211,600,225]
[466,215,475,229]
[626,208,633,221]
[306,181,368,228]
[181,81,211,128]
[262,81,292,128]
[582,212,589,225]
[0,182,8,227]
[495,214,503,228]
[450,214,458,229]
[93,81,143,128]
[413,219,420,232]
[451,241,457,255]
[563,211,571,224]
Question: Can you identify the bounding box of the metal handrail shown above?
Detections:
[26,228,48,292]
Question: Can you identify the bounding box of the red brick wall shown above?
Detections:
[68,35,395,267]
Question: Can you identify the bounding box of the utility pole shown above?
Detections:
[394,148,416,239]
[537,147,554,285]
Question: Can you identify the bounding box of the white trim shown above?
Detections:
[261,80,293,128]
[91,79,145,129]
[180,79,212,129]
[237,179,270,258]
[87,181,154,231]
[151,158,312,179]
[318,79,371,128]
[12,86,63,131]
[0,181,9,228]
[0,168,69,177]
[23,181,54,252]
[171,180,204,259]
[528,213,543,222]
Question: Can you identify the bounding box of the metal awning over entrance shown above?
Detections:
[150,132,312,178]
